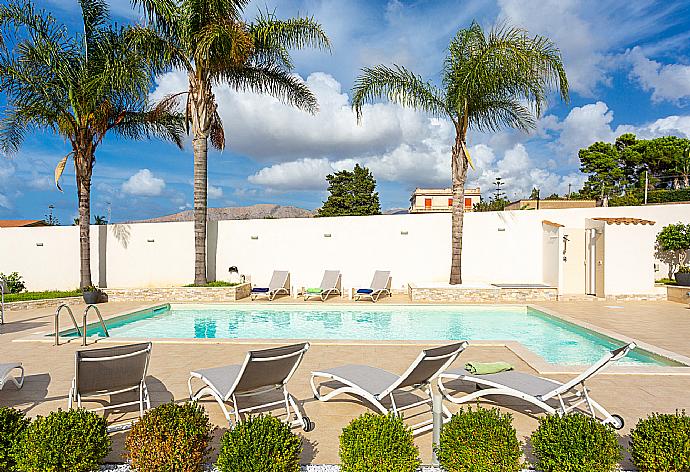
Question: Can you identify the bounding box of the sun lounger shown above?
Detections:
[189,342,313,431]
[0,363,24,390]
[354,270,392,302]
[68,343,152,428]
[251,270,290,301]
[310,341,467,434]
[438,342,636,429]
[303,270,341,301]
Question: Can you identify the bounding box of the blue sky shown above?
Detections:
[2,0,690,223]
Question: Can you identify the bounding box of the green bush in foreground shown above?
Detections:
[216,415,301,472]
[435,407,522,472]
[126,402,213,472]
[630,411,690,471]
[531,414,621,472]
[0,406,30,470]
[14,409,110,472]
[339,413,420,472]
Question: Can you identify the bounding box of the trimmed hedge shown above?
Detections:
[14,409,110,472]
[339,413,420,472]
[531,414,621,472]
[126,402,213,472]
[435,407,522,472]
[0,407,30,470]
[630,411,690,471]
[216,415,301,472]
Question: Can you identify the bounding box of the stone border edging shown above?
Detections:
[3,296,83,312]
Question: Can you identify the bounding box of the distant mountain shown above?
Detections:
[384,208,409,215]
[129,204,314,223]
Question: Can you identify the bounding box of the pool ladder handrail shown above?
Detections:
[54,304,81,346]
[82,304,109,346]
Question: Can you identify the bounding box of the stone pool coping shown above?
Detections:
[15,301,690,376]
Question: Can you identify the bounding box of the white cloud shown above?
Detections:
[541,101,690,164]
[467,144,587,199]
[0,193,10,209]
[249,158,335,190]
[627,47,690,103]
[121,169,166,196]
[496,0,684,97]
[28,175,54,190]
[207,184,224,199]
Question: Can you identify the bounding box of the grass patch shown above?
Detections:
[655,278,677,285]
[3,290,82,303]
[183,281,240,287]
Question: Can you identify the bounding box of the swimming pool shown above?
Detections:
[65,304,676,366]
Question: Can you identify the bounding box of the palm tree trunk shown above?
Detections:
[449,132,467,285]
[193,136,208,285]
[75,151,93,288]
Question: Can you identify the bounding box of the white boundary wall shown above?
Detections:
[1,203,689,293]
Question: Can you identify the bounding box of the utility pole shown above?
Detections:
[644,171,648,205]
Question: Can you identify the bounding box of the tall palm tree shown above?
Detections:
[352,22,568,284]
[0,0,184,288]
[129,0,330,285]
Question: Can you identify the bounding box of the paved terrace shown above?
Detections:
[1,297,689,467]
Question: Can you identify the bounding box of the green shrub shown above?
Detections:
[216,414,301,472]
[630,411,690,471]
[126,402,213,472]
[0,272,25,294]
[434,407,522,472]
[14,408,110,472]
[0,407,30,470]
[339,413,420,472]
[531,414,621,472]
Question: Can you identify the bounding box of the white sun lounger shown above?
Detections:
[354,270,392,302]
[189,342,313,431]
[303,270,341,301]
[311,341,467,434]
[0,363,24,390]
[69,342,152,431]
[438,342,636,430]
[251,270,290,301]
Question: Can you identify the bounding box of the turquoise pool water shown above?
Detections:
[68,304,675,366]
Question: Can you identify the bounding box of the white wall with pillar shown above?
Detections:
[1,203,689,295]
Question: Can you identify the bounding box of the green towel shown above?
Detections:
[465,361,514,375]
[306,288,323,294]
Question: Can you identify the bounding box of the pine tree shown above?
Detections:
[317,164,381,217]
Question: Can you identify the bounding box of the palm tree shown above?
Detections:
[0,0,184,288]
[352,22,568,284]
[129,0,330,285]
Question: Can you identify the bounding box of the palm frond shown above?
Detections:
[195,19,253,70]
[130,0,179,37]
[109,100,185,149]
[443,20,568,132]
[221,64,318,114]
[126,25,192,73]
[78,0,109,41]
[250,12,330,69]
[351,65,449,122]
[209,109,224,150]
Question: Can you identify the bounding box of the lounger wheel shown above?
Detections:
[610,414,624,430]
[301,416,315,432]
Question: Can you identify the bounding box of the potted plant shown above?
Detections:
[676,266,690,287]
[656,223,690,285]
[82,285,102,304]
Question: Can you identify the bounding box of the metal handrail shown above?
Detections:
[82,304,109,346]
[54,304,81,346]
